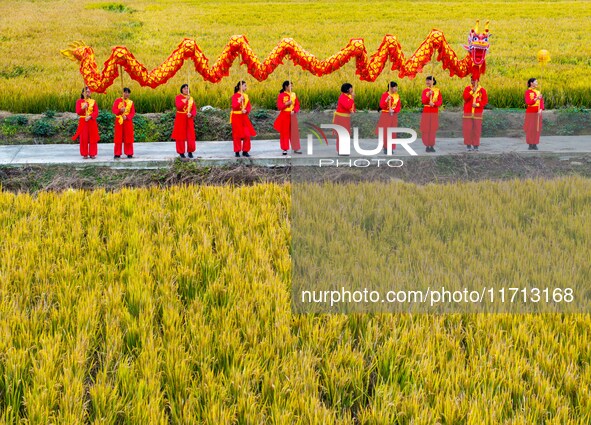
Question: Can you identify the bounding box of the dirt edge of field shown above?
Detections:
[1,153,591,193]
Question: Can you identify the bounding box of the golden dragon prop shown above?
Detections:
[61,21,490,93]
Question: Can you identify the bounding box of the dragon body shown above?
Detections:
[61,21,490,93]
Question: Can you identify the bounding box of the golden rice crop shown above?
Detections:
[291,175,591,314]
[1,178,591,423]
[0,0,590,113]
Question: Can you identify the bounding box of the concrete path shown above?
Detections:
[0,136,590,168]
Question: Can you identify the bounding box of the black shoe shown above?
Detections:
[235,152,240,158]
[242,152,250,157]
[114,155,121,159]
[383,148,388,154]
[466,145,472,152]
[473,146,479,152]
[431,147,436,152]
[426,147,430,153]
[188,152,194,158]
[293,150,302,154]
[282,151,288,156]
[179,153,186,158]
[532,145,538,150]
[127,155,133,159]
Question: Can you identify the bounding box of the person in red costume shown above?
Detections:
[375,81,402,154]
[171,84,197,159]
[333,83,355,154]
[273,80,302,155]
[231,80,257,157]
[524,77,544,150]
[462,78,488,152]
[72,86,100,159]
[420,76,442,153]
[112,87,135,159]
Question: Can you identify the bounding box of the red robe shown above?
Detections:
[375,92,401,149]
[112,98,135,156]
[420,88,442,147]
[462,85,488,146]
[171,94,197,154]
[231,92,257,153]
[333,93,355,152]
[72,98,100,157]
[273,92,301,151]
[524,88,544,145]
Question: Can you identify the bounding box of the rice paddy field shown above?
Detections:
[1,178,591,423]
[1,0,591,113]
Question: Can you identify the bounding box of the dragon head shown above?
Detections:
[464,20,490,66]
[60,40,92,62]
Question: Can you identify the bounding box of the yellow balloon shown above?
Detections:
[537,49,551,65]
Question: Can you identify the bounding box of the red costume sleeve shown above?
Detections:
[463,86,472,102]
[277,93,288,111]
[480,89,488,108]
[112,99,122,116]
[344,95,354,112]
[75,99,84,116]
[128,102,136,120]
[175,95,187,112]
[379,92,389,110]
[394,98,401,113]
[231,93,242,111]
[246,100,252,114]
[294,96,300,113]
[91,103,99,120]
[338,94,355,112]
[190,101,196,117]
[421,89,430,106]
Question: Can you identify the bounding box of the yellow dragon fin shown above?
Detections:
[60,40,87,61]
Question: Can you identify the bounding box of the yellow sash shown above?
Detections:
[116,99,133,125]
[471,85,481,114]
[284,92,296,112]
[177,96,194,114]
[529,89,541,108]
[430,88,440,104]
[383,92,399,112]
[84,99,95,117]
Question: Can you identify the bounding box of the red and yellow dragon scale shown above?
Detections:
[61,21,490,93]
